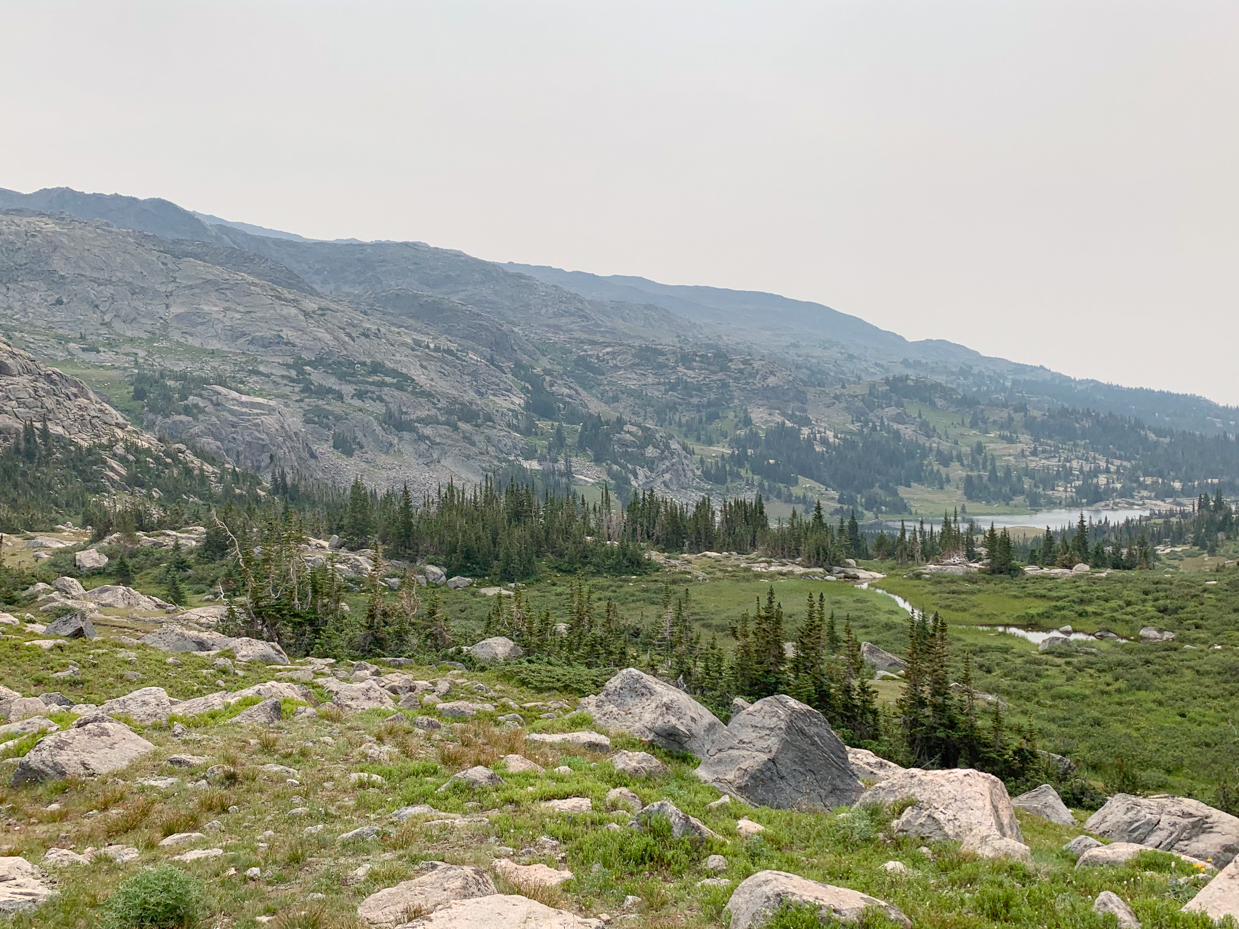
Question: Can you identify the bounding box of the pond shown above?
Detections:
[883,505,1163,531]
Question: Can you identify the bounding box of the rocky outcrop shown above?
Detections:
[725,870,911,929]
[846,747,904,783]
[857,768,1024,846]
[98,687,178,724]
[11,720,154,785]
[85,585,170,612]
[1084,794,1239,867]
[331,681,396,713]
[75,549,109,570]
[861,642,907,675]
[578,668,724,757]
[696,695,863,810]
[464,637,524,662]
[0,857,51,914]
[1094,891,1141,928]
[1012,784,1076,826]
[42,612,96,639]
[141,625,290,664]
[358,863,496,927]
[632,800,721,845]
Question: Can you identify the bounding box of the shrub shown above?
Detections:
[102,865,201,929]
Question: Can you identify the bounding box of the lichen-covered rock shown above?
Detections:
[697,695,862,811]
[141,624,289,664]
[1094,891,1141,928]
[332,681,396,713]
[358,864,498,926]
[464,636,524,662]
[578,668,723,758]
[961,832,1034,863]
[724,870,911,929]
[11,720,154,785]
[229,698,284,726]
[98,687,178,724]
[611,750,667,778]
[438,766,503,792]
[1085,793,1239,867]
[632,800,721,845]
[1012,784,1076,827]
[75,549,109,571]
[860,642,907,675]
[856,767,1023,844]
[493,860,574,889]
[525,731,611,753]
[43,612,97,639]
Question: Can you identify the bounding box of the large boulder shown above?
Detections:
[526,731,612,753]
[141,624,289,664]
[397,894,601,928]
[847,747,905,783]
[0,857,51,914]
[578,668,724,757]
[75,549,109,571]
[51,576,87,598]
[856,767,1023,845]
[358,863,496,927]
[861,642,907,675]
[1012,784,1075,826]
[2,696,51,722]
[332,681,396,713]
[1084,794,1239,867]
[99,687,179,724]
[1184,856,1239,922]
[11,720,154,785]
[725,870,911,929]
[1094,891,1141,928]
[696,695,862,810]
[464,637,524,663]
[43,612,96,639]
[85,585,168,611]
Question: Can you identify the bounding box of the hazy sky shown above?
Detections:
[4,3,1237,404]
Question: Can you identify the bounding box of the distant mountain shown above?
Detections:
[190,211,316,242]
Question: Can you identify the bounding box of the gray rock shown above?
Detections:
[338,825,379,842]
[98,687,178,724]
[393,894,601,927]
[141,624,290,664]
[438,766,503,792]
[1085,793,1239,867]
[861,642,907,675]
[464,636,524,663]
[856,767,1023,845]
[75,549,109,570]
[228,698,284,726]
[422,565,447,586]
[0,717,58,740]
[1184,856,1239,921]
[1038,634,1072,652]
[632,800,720,845]
[960,832,1034,863]
[606,787,642,813]
[846,747,905,783]
[525,731,611,753]
[43,612,96,639]
[696,695,862,811]
[357,863,496,927]
[332,681,396,713]
[724,869,911,929]
[446,576,473,589]
[578,667,724,758]
[0,857,51,914]
[1064,835,1103,858]
[2,697,50,722]
[730,697,751,717]
[611,750,667,778]
[11,720,154,785]
[1094,891,1141,928]
[51,576,87,599]
[1012,784,1076,826]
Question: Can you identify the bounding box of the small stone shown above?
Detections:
[705,854,728,872]
[882,860,910,875]
[1093,890,1140,928]
[606,787,642,813]
[246,867,261,880]
[736,818,766,839]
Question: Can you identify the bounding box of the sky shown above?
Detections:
[4,2,1237,405]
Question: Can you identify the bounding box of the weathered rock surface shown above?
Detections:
[141,624,289,664]
[1184,856,1239,921]
[857,768,1023,844]
[331,681,396,713]
[697,695,862,810]
[464,636,524,662]
[43,612,97,639]
[578,668,724,757]
[1085,794,1239,867]
[75,548,109,570]
[397,894,602,928]
[861,642,907,675]
[525,731,611,753]
[1012,784,1076,826]
[86,585,169,612]
[1094,891,1141,928]
[358,863,496,927]
[1065,835,1103,858]
[11,720,154,785]
[611,750,667,778]
[493,860,574,889]
[99,687,178,724]
[0,716,58,739]
[846,747,905,783]
[632,800,721,844]
[724,870,911,929]
[2,696,51,722]
[229,698,284,726]
[0,857,51,914]
[961,832,1034,863]
[438,766,503,792]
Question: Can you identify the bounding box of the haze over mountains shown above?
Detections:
[1,185,1236,513]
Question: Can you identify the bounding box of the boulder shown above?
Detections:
[141,624,289,664]
[332,681,396,713]
[861,642,907,675]
[75,549,109,571]
[51,576,87,598]
[500,754,543,775]
[43,612,96,639]
[1084,793,1239,867]
[1064,835,1103,858]
[11,720,154,785]
[846,747,905,783]
[396,894,602,928]
[446,576,473,589]
[526,731,611,753]
[1094,891,1141,928]
[960,832,1034,863]
[1038,634,1072,652]
[422,565,447,586]
[99,687,179,724]
[611,750,667,778]
[493,860,573,889]
[228,681,312,704]
[578,668,724,757]
[696,695,862,810]
[1075,843,1151,869]
[1012,784,1076,826]
[724,870,911,929]
[543,798,592,814]
[1139,626,1175,642]
[438,766,503,792]
[606,787,642,813]
[0,717,58,740]
[86,585,167,611]
[856,768,1023,844]
[229,698,284,726]
[0,857,51,915]
[464,637,525,663]
[437,701,491,718]
[632,800,721,845]
[3,697,51,722]
[359,862,493,926]
[1184,856,1239,922]
[172,692,228,718]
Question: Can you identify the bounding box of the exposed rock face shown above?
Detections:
[846,747,905,783]
[696,695,862,811]
[857,768,1023,845]
[861,642,907,675]
[86,585,169,612]
[1184,856,1239,921]
[492,860,573,889]
[397,894,602,928]
[331,681,396,713]
[229,698,284,726]
[632,800,721,844]
[98,687,178,724]
[357,863,496,927]
[525,731,611,753]
[1065,835,1103,858]
[141,625,290,664]
[11,720,154,785]
[438,766,503,792]
[578,668,724,758]
[1084,794,1239,867]
[725,870,911,929]
[0,857,51,914]
[75,549,109,570]
[2,697,50,722]
[0,338,137,448]
[1075,843,1158,869]
[1012,784,1076,826]
[464,637,524,663]
[43,612,96,639]
[611,750,667,778]
[961,832,1034,863]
